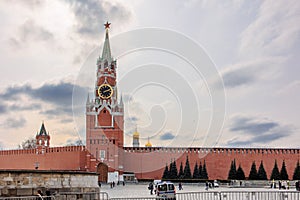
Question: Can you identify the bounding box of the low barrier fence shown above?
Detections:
[1,191,299,200]
[109,191,300,200]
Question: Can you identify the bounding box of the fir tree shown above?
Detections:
[199,162,203,179]
[248,161,258,180]
[257,161,268,180]
[280,160,289,180]
[236,165,245,180]
[293,160,300,180]
[270,160,280,180]
[178,162,184,179]
[169,160,178,179]
[183,156,192,179]
[162,164,169,179]
[201,160,209,179]
[193,162,199,179]
[228,159,237,180]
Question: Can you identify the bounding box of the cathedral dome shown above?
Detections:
[133,131,139,139]
[145,137,152,147]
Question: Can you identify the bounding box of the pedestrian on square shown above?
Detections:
[178,182,183,190]
[148,182,154,195]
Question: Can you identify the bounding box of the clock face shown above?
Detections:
[98,84,113,99]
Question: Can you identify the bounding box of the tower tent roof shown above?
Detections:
[38,122,48,136]
[101,22,112,62]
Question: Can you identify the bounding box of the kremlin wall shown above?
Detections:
[0,22,299,184]
[123,146,300,180]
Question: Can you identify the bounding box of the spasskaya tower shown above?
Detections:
[86,22,124,173]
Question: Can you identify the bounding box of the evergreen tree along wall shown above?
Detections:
[199,162,203,179]
[169,160,178,179]
[162,164,169,179]
[201,160,208,179]
[236,165,245,180]
[183,156,192,179]
[270,160,280,180]
[248,161,258,180]
[193,162,199,179]
[228,159,237,180]
[178,162,184,179]
[293,160,300,180]
[257,161,268,180]
[280,160,289,180]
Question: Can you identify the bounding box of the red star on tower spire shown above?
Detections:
[104,21,111,29]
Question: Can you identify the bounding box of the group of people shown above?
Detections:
[271,180,290,189]
[109,181,126,188]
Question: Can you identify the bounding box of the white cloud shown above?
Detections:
[239,0,300,59]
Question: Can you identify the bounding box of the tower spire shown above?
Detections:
[102,21,112,62]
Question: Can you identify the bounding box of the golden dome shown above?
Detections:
[133,131,139,139]
[145,137,152,147]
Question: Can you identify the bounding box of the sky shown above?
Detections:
[0,0,299,149]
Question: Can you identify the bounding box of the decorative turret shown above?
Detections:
[36,122,50,148]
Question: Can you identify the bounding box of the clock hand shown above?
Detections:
[103,89,111,93]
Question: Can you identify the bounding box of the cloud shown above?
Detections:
[218,57,284,88]
[65,0,132,38]
[9,20,54,48]
[0,103,7,114]
[160,132,175,140]
[5,0,44,9]
[222,66,256,88]
[9,103,42,111]
[126,116,138,122]
[0,82,86,107]
[239,0,300,59]
[227,114,293,146]
[230,117,278,135]
[1,117,26,129]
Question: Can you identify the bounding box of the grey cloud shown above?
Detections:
[10,20,54,47]
[1,117,26,129]
[222,69,255,88]
[126,116,138,122]
[0,82,87,125]
[230,116,278,135]
[219,58,282,89]
[0,82,86,107]
[0,103,7,114]
[9,103,42,111]
[160,132,175,140]
[227,115,293,146]
[60,118,73,124]
[40,107,73,116]
[65,0,132,37]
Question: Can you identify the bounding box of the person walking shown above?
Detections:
[178,182,183,190]
[148,182,154,195]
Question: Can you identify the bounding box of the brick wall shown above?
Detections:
[123,147,300,180]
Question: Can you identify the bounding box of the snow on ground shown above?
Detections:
[100,183,293,198]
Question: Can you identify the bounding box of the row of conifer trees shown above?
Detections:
[162,156,208,180]
[228,159,300,180]
[162,157,300,180]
